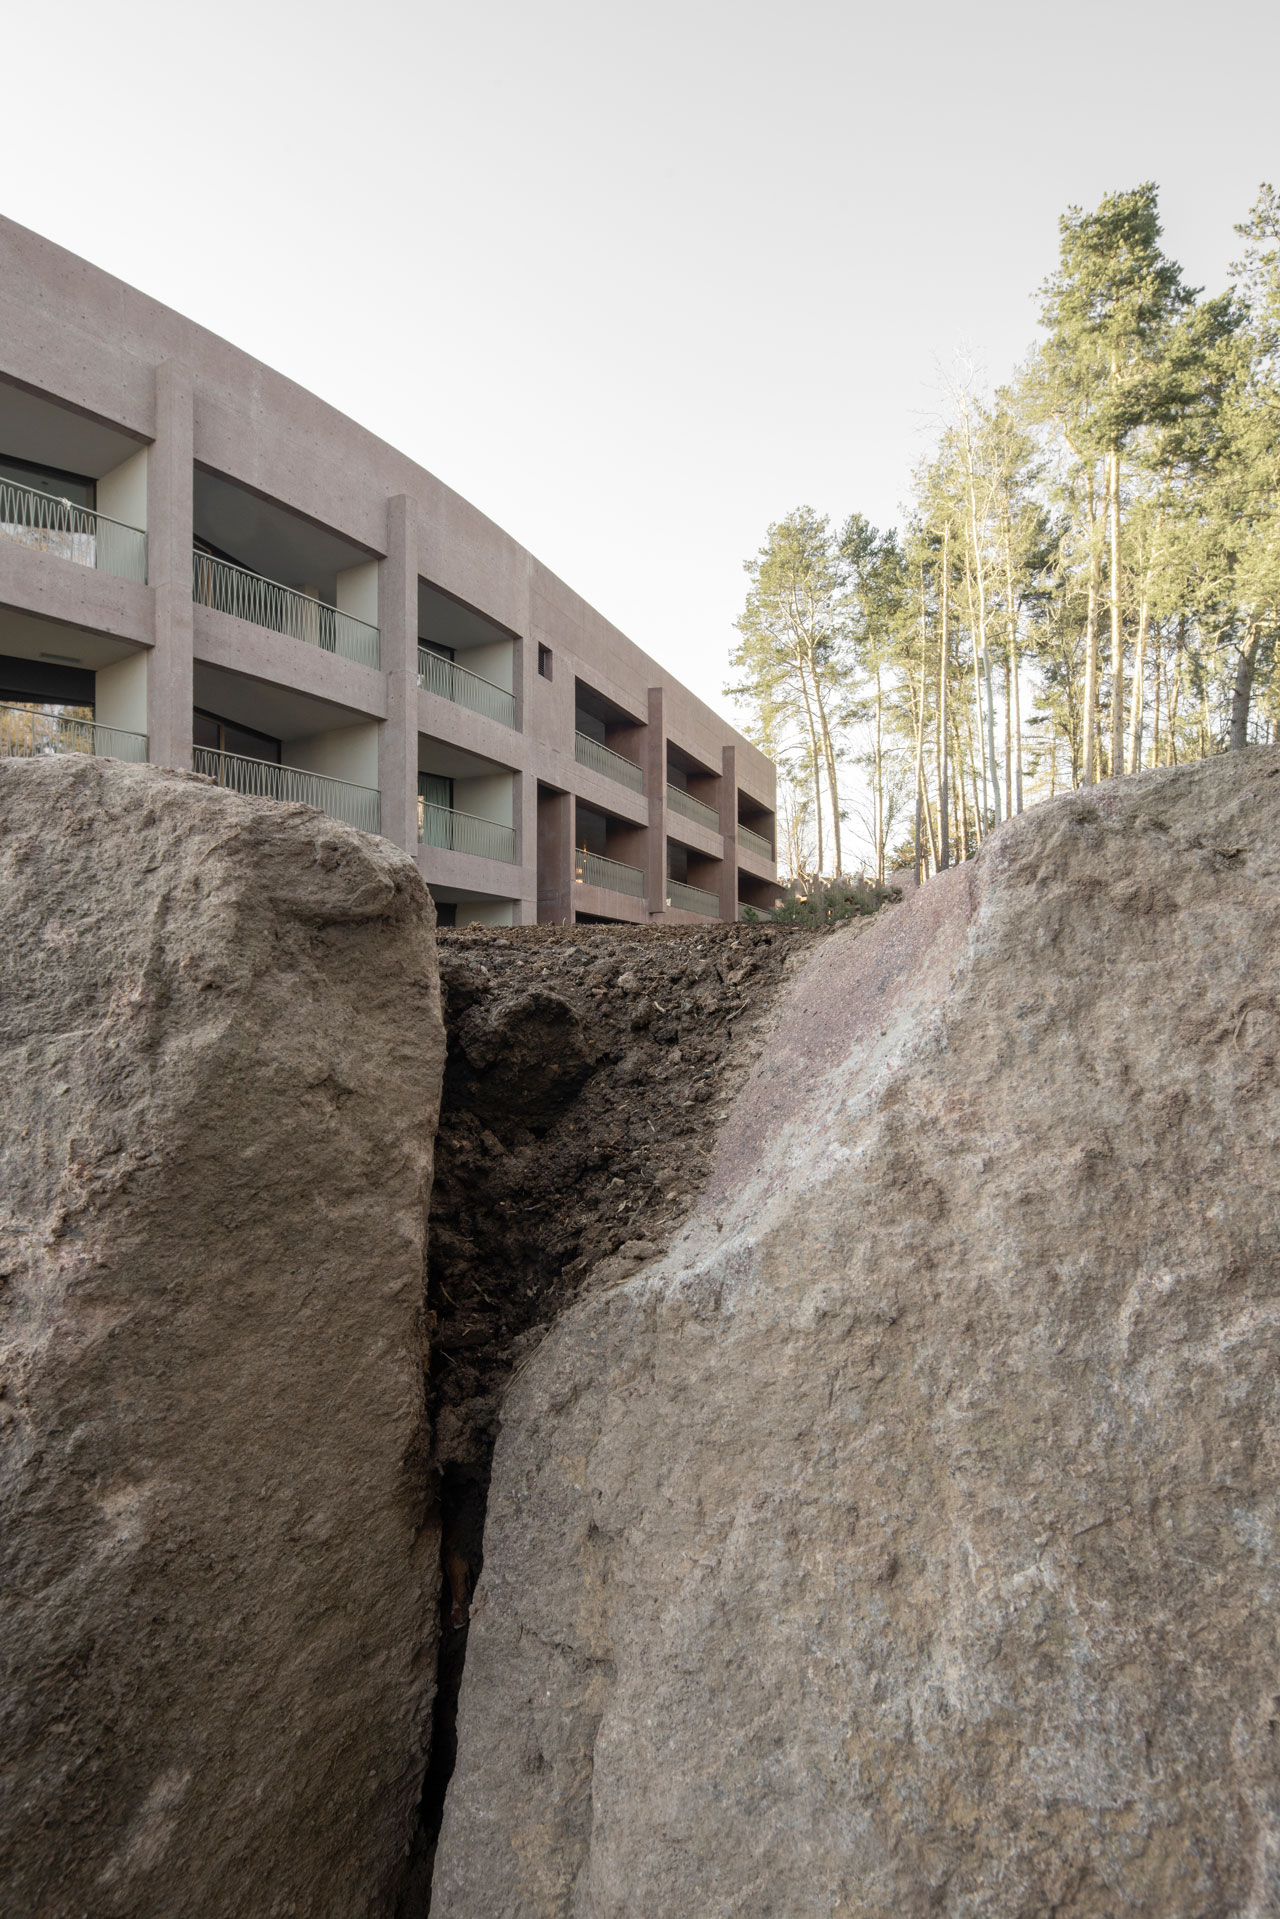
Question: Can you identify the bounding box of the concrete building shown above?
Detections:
[0,218,778,926]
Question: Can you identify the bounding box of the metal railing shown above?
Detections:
[738,822,774,861]
[418,800,517,864]
[192,550,381,669]
[574,731,644,794]
[666,879,719,917]
[0,478,147,584]
[666,783,720,833]
[194,746,381,833]
[417,647,517,727]
[574,848,645,897]
[0,701,148,764]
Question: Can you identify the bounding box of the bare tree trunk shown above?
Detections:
[949,711,969,860]
[809,666,843,875]
[1151,618,1162,769]
[1081,469,1102,785]
[1001,505,1024,812]
[1230,625,1262,750]
[795,662,824,873]
[963,702,984,847]
[1127,592,1149,773]
[871,643,885,881]
[910,639,927,883]
[1108,439,1125,778]
[938,523,950,868]
[1168,613,1186,766]
[962,546,990,825]
[958,393,1001,818]
[1126,539,1157,774]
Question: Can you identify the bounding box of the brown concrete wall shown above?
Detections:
[0,215,777,920]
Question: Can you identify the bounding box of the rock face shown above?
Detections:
[0,758,444,1918]
[433,751,1280,1917]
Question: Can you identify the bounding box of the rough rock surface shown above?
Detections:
[0,758,444,1918]
[433,750,1280,1917]
[400,922,838,1908]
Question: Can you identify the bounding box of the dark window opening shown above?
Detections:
[420,639,455,663]
[0,453,96,511]
[538,644,552,679]
[666,843,689,884]
[192,708,282,763]
[0,652,95,708]
[575,803,608,856]
[192,533,249,568]
[434,901,458,928]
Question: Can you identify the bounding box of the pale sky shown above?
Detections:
[6,0,1277,720]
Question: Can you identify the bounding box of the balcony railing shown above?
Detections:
[1,701,148,764]
[738,822,774,861]
[192,551,381,669]
[666,783,720,833]
[575,731,644,794]
[0,478,147,584]
[419,800,517,864]
[418,647,516,728]
[194,746,381,834]
[666,879,719,917]
[574,849,645,897]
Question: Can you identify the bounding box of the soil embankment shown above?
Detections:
[403,917,858,1907]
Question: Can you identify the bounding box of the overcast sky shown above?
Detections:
[6,0,1277,718]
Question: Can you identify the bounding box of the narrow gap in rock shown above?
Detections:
[395,920,850,1913]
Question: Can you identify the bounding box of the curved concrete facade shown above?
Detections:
[0,217,777,925]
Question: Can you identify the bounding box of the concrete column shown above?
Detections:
[645,686,666,916]
[718,743,739,921]
[515,769,539,923]
[537,788,572,923]
[146,360,194,770]
[379,496,419,853]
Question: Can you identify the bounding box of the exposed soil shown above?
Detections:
[397,917,861,1913]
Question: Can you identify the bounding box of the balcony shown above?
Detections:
[418,647,516,728]
[192,551,380,669]
[575,732,644,794]
[419,800,517,864]
[1,702,148,764]
[193,745,381,833]
[667,784,720,834]
[575,848,644,897]
[739,822,774,861]
[667,879,719,917]
[0,478,147,585]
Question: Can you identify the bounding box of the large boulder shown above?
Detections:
[433,750,1280,1917]
[0,758,444,1917]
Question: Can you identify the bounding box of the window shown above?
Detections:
[418,772,453,811]
[0,453,95,511]
[538,644,552,679]
[192,708,282,762]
